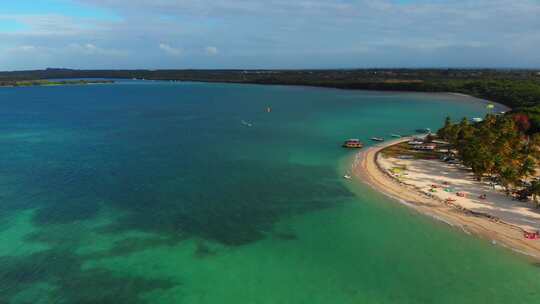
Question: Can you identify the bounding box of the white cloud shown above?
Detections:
[159,43,182,56]
[1,0,539,69]
[205,46,218,55]
[1,45,39,58]
[18,45,36,52]
[67,43,127,56]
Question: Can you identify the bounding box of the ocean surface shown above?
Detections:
[0,81,538,303]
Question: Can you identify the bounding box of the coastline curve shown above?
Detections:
[353,138,540,262]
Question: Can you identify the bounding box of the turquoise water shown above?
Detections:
[0,81,538,303]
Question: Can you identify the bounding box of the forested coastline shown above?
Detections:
[1,68,539,110]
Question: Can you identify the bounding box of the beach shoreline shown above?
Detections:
[352,138,540,262]
[444,92,511,112]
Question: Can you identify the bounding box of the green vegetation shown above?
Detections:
[1,69,539,109]
[417,80,540,109]
[381,142,440,160]
[272,79,540,110]
[437,114,540,205]
[0,79,114,87]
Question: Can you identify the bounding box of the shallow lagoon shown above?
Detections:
[1,81,538,303]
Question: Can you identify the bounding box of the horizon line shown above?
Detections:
[1,67,540,73]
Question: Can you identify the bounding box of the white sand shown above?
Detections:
[379,156,540,232]
[354,138,540,261]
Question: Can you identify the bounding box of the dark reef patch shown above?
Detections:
[32,197,101,226]
[84,236,183,260]
[194,240,218,258]
[274,232,299,241]
[97,160,353,246]
[0,83,360,302]
[0,249,178,304]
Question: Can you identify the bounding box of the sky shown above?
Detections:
[0,0,539,70]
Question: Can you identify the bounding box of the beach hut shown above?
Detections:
[414,143,436,151]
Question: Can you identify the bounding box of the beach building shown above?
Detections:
[414,143,436,151]
[432,140,450,145]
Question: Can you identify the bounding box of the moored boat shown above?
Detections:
[342,139,363,148]
[415,128,431,133]
[371,137,385,142]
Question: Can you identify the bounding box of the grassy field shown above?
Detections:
[380,142,442,160]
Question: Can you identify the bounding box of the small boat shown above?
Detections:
[415,128,431,134]
[371,137,385,142]
[343,174,352,180]
[390,134,402,138]
[241,120,253,127]
[471,117,483,123]
[342,139,363,148]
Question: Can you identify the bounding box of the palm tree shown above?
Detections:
[528,180,540,208]
[438,116,452,140]
[499,167,519,195]
[457,118,474,143]
[437,112,540,201]
[519,156,537,179]
[527,133,540,160]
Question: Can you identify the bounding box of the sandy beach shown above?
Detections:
[353,138,540,261]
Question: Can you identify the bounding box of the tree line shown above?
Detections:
[437,113,540,205]
[0,69,539,110]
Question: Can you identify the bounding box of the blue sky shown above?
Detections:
[1,0,116,19]
[0,0,539,70]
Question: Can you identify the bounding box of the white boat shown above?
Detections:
[416,128,431,134]
[471,117,483,122]
[390,134,402,138]
[241,120,253,127]
[371,137,385,142]
[343,174,352,180]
